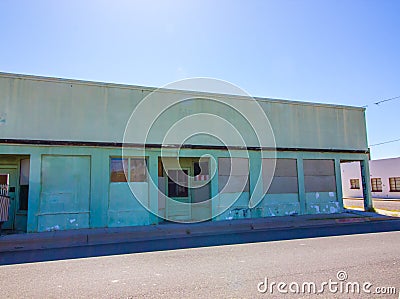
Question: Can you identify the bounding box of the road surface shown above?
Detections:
[0,231,399,298]
[344,198,400,213]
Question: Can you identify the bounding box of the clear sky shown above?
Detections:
[0,0,399,159]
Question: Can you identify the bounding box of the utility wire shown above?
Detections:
[363,95,400,108]
[369,138,400,147]
[374,95,400,105]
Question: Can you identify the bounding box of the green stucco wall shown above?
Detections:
[0,143,369,232]
[0,73,371,232]
[0,73,367,150]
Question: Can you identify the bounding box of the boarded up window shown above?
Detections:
[303,159,336,193]
[218,158,249,193]
[263,158,298,194]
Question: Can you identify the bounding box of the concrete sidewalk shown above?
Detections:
[0,211,396,255]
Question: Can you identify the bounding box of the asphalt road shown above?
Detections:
[0,231,399,298]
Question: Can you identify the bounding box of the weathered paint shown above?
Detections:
[39,155,91,231]
[0,143,371,232]
[0,73,371,232]
[0,73,367,150]
[305,192,339,214]
[259,194,300,217]
[108,182,149,227]
[361,159,373,210]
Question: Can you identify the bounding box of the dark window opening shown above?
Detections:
[168,169,189,197]
[194,162,201,177]
[0,174,8,185]
[19,158,30,211]
[19,185,29,210]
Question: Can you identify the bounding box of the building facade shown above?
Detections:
[341,157,400,200]
[0,73,372,233]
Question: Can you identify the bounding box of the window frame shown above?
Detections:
[110,157,148,183]
[350,178,360,190]
[371,178,382,192]
[167,169,190,198]
[389,177,400,192]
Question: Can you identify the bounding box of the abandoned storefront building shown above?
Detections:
[0,72,372,233]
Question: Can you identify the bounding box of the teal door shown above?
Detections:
[0,168,17,230]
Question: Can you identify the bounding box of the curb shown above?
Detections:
[0,213,397,254]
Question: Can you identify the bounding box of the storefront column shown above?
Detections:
[249,151,263,208]
[148,152,159,225]
[27,153,41,233]
[335,159,344,211]
[210,155,219,221]
[360,159,373,211]
[296,157,306,215]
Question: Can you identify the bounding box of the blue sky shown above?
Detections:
[0,0,399,159]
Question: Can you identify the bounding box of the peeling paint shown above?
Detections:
[46,225,60,231]
[268,208,275,216]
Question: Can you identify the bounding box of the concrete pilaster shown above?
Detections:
[296,157,306,215]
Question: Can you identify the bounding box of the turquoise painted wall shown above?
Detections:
[0,144,370,232]
[0,73,371,232]
[38,155,91,231]
[0,73,367,150]
[108,182,150,227]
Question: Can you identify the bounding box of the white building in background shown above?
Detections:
[341,157,400,199]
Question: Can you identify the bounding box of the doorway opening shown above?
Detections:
[0,155,30,233]
[158,157,211,222]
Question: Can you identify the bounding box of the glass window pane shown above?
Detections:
[389,177,400,191]
[20,158,30,185]
[110,158,128,182]
[130,158,147,182]
[371,178,382,192]
[350,179,360,189]
[168,169,188,197]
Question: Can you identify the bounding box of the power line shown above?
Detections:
[374,95,400,105]
[369,138,400,147]
[362,95,400,108]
